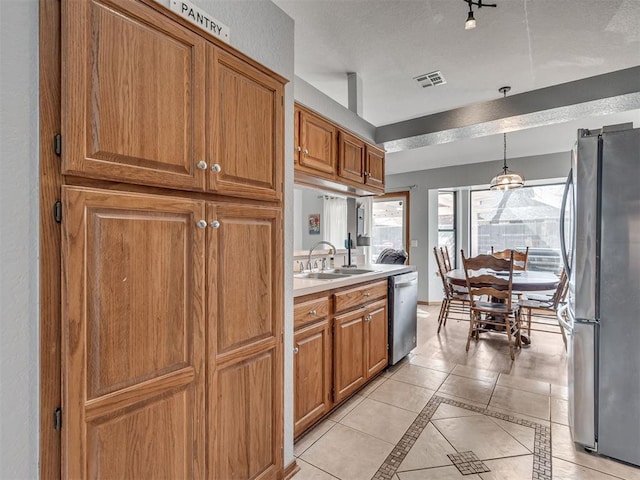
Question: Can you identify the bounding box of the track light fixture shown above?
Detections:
[490,86,525,191]
[463,0,497,30]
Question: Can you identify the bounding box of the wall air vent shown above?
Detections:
[414,70,447,88]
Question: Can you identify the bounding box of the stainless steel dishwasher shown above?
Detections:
[388,271,418,365]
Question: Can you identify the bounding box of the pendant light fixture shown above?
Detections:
[463,0,497,30]
[490,86,525,191]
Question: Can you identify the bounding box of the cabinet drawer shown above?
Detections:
[294,296,330,328]
[334,280,387,313]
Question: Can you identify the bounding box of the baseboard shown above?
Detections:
[284,460,300,480]
[418,300,442,306]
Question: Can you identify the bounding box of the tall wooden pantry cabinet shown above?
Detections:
[57,0,286,478]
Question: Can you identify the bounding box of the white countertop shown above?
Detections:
[293,264,416,297]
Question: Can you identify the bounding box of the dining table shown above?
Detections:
[445,268,560,292]
[445,268,560,346]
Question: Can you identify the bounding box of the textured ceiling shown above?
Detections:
[274,0,640,174]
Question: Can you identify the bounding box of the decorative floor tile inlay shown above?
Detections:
[371,394,551,480]
[447,451,490,475]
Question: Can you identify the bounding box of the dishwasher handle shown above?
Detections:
[394,280,417,288]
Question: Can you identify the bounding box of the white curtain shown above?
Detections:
[323,197,347,249]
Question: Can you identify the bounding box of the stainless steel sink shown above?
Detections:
[331,268,375,275]
[294,272,351,280]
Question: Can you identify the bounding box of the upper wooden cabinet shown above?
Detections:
[365,145,386,192]
[208,48,284,201]
[62,0,206,191]
[63,0,284,201]
[294,103,385,195]
[297,107,337,177]
[338,131,366,184]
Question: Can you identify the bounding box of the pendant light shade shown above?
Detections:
[490,86,524,191]
[465,10,476,29]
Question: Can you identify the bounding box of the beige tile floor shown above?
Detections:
[293,305,640,480]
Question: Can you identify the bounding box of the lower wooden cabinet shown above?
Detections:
[365,300,389,377]
[334,299,388,403]
[62,186,283,479]
[294,280,389,437]
[333,308,367,403]
[293,319,332,437]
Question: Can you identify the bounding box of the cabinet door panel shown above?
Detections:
[62,186,205,479]
[299,110,336,175]
[212,348,282,480]
[63,0,206,190]
[333,310,366,403]
[366,300,389,378]
[209,48,283,201]
[365,145,385,191]
[294,320,332,437]
[338,131,365,184]
[209,204,282,358]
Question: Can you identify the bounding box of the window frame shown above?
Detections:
[372,191,411,264]
[437,190,457,269]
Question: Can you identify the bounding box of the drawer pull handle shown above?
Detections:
[293,347,299,354]
[309,309,317,316]
[364,292,371,297]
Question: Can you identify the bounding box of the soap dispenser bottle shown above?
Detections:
[328,249,335,269]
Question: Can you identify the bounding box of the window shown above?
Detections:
[470,184,564,273]
[438,191,456,268]
[372,193,409,263]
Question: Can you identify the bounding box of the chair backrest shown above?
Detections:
[461,250,515,310]
[491,246,529,271]
[551,269,569,309]
[433,247,451,296]
[440,245,453,272]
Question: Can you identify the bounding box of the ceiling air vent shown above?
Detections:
[414,70,447,88]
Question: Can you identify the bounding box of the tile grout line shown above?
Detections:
[371,394,552,480]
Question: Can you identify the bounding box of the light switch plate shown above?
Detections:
[410,239,418,247]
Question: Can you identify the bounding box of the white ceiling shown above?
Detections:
[273,0,640,175]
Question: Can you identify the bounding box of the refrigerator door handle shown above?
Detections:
[560,169,573,278]
[557,303,572,335]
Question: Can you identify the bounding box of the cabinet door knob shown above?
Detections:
[196,161,208,170]
[209,220,221,229]
[295,146,302,152]
[309,309,317,316]
[211,163,222,173]
[303,149,309,155]
[196,220,208,229]
[364,292,371,297]
[293,347,299,354]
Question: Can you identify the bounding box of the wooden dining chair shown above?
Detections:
[461,250,523,361]
[434,247,469,333]
[519,269,569,349]
[440,245,453,272]
[491,246,530,271]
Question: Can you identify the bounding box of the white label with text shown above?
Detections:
[170,0,230,43]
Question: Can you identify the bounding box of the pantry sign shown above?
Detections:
[170,0,230,43]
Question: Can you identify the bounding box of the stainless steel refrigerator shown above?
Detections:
[559,123,640,466]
